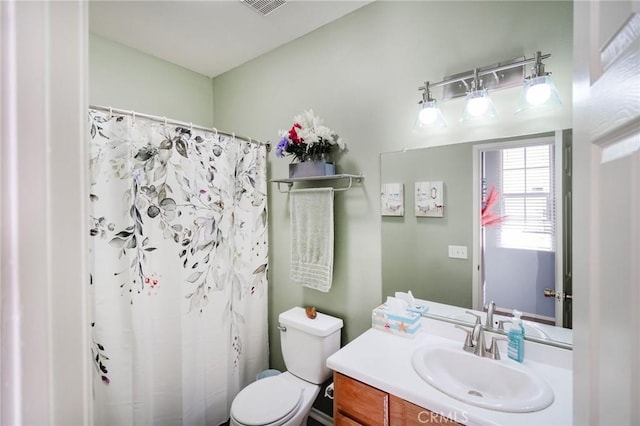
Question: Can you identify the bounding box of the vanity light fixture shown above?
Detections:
[461,69,497,123]
[516,51,563,114]
[416,82,447,128]
[416,51,561,126]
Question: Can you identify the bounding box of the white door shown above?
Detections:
[0,1,91,424]
[573,2,640,424]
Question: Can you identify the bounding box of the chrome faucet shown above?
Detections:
[472,322,487,357]
[455,311,507,359]
[486,301,496,329]
[455,311,484,355]
[486,301,513,332]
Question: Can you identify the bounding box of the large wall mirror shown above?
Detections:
[380,130,572,348]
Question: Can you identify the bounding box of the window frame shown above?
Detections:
[497,143,556,252]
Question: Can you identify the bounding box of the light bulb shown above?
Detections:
[525,81,552,106]
[461,89,496,123]
[419,106,438,125]
[516,75,562,114]
[416,100,446,128]
[466,95,490,117]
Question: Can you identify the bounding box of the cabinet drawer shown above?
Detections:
[335,411,366,426]
[389,395,462,425]
[334,372,388,425]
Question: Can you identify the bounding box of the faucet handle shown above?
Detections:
[487,336,508,360]
[454,324,475,353]
[497,319,512,331]
[464,310,482,327]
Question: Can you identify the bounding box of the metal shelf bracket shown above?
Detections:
[271,174,364,193]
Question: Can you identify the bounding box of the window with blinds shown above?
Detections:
[498,144,555,251]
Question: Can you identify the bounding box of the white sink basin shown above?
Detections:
[411,344,554,412]
[504,321,550,340]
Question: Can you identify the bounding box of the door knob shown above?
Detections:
[543,288,572,301]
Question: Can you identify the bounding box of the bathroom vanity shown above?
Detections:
[334,372,460,425]
[327,316,572,425]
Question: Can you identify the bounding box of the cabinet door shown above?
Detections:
[335,412,366,426]
[334,373,389,426]
[389,395,462,425]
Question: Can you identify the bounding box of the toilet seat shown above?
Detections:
[231,375,304,426]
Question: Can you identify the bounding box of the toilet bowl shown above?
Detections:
[229,307,343,426]
[229,372,319,426]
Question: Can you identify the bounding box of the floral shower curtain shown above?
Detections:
[88,110,269,426]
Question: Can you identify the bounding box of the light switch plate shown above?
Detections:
[448,245,468,259]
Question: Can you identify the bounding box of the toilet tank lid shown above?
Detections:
[279,307,343,337]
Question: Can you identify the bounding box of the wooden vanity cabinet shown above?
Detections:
[334,372,388,425]
[334,373,462,426]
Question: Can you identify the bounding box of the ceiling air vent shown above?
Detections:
[242,0,286,16]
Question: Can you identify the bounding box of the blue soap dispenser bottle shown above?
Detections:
[507,309,525,362]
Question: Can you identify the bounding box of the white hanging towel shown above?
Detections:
[290,188,334,292]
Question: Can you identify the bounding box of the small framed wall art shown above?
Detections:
[415,181,444,217]
[381,183,404,216]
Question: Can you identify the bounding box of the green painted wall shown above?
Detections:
[381,144,474,308]
[211,1,572,372]
[90,1,573,373]
[89,33,214,126]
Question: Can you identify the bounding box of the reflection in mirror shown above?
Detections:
[417,299,572,349]
[380,130,572,347]
[477,137,560,326]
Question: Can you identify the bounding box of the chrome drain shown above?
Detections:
[468,390,483,397]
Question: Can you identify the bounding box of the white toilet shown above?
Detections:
[230,307,343,426]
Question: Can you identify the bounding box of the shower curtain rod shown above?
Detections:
[89,104,270,151]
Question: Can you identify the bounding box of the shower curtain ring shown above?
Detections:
[163,117,167,127]
[189,122,193,132]
[132,111,136,123]
[108,106,113,117]
[213,128,218,136]
[232,132,236,140]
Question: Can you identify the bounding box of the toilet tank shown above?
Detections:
[279,307,343,384]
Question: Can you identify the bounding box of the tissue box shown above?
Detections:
[406,304,429,315]
[371,304,422,338]
[394,291,429,315]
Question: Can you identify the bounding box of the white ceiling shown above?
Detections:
[89,0,372,78]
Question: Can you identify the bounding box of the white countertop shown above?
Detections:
[326,317,572,426]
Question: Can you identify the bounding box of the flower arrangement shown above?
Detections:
[275,110,346,162]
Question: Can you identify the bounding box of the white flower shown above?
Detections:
[315,125,334,142]
[291,110,339,146]
[297,127,319,144]
[295,110,322,131]
[277,110,346,161]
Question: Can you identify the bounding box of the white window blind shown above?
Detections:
[498,144,555,251]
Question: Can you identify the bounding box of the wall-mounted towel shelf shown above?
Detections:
[272,174,364,193]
